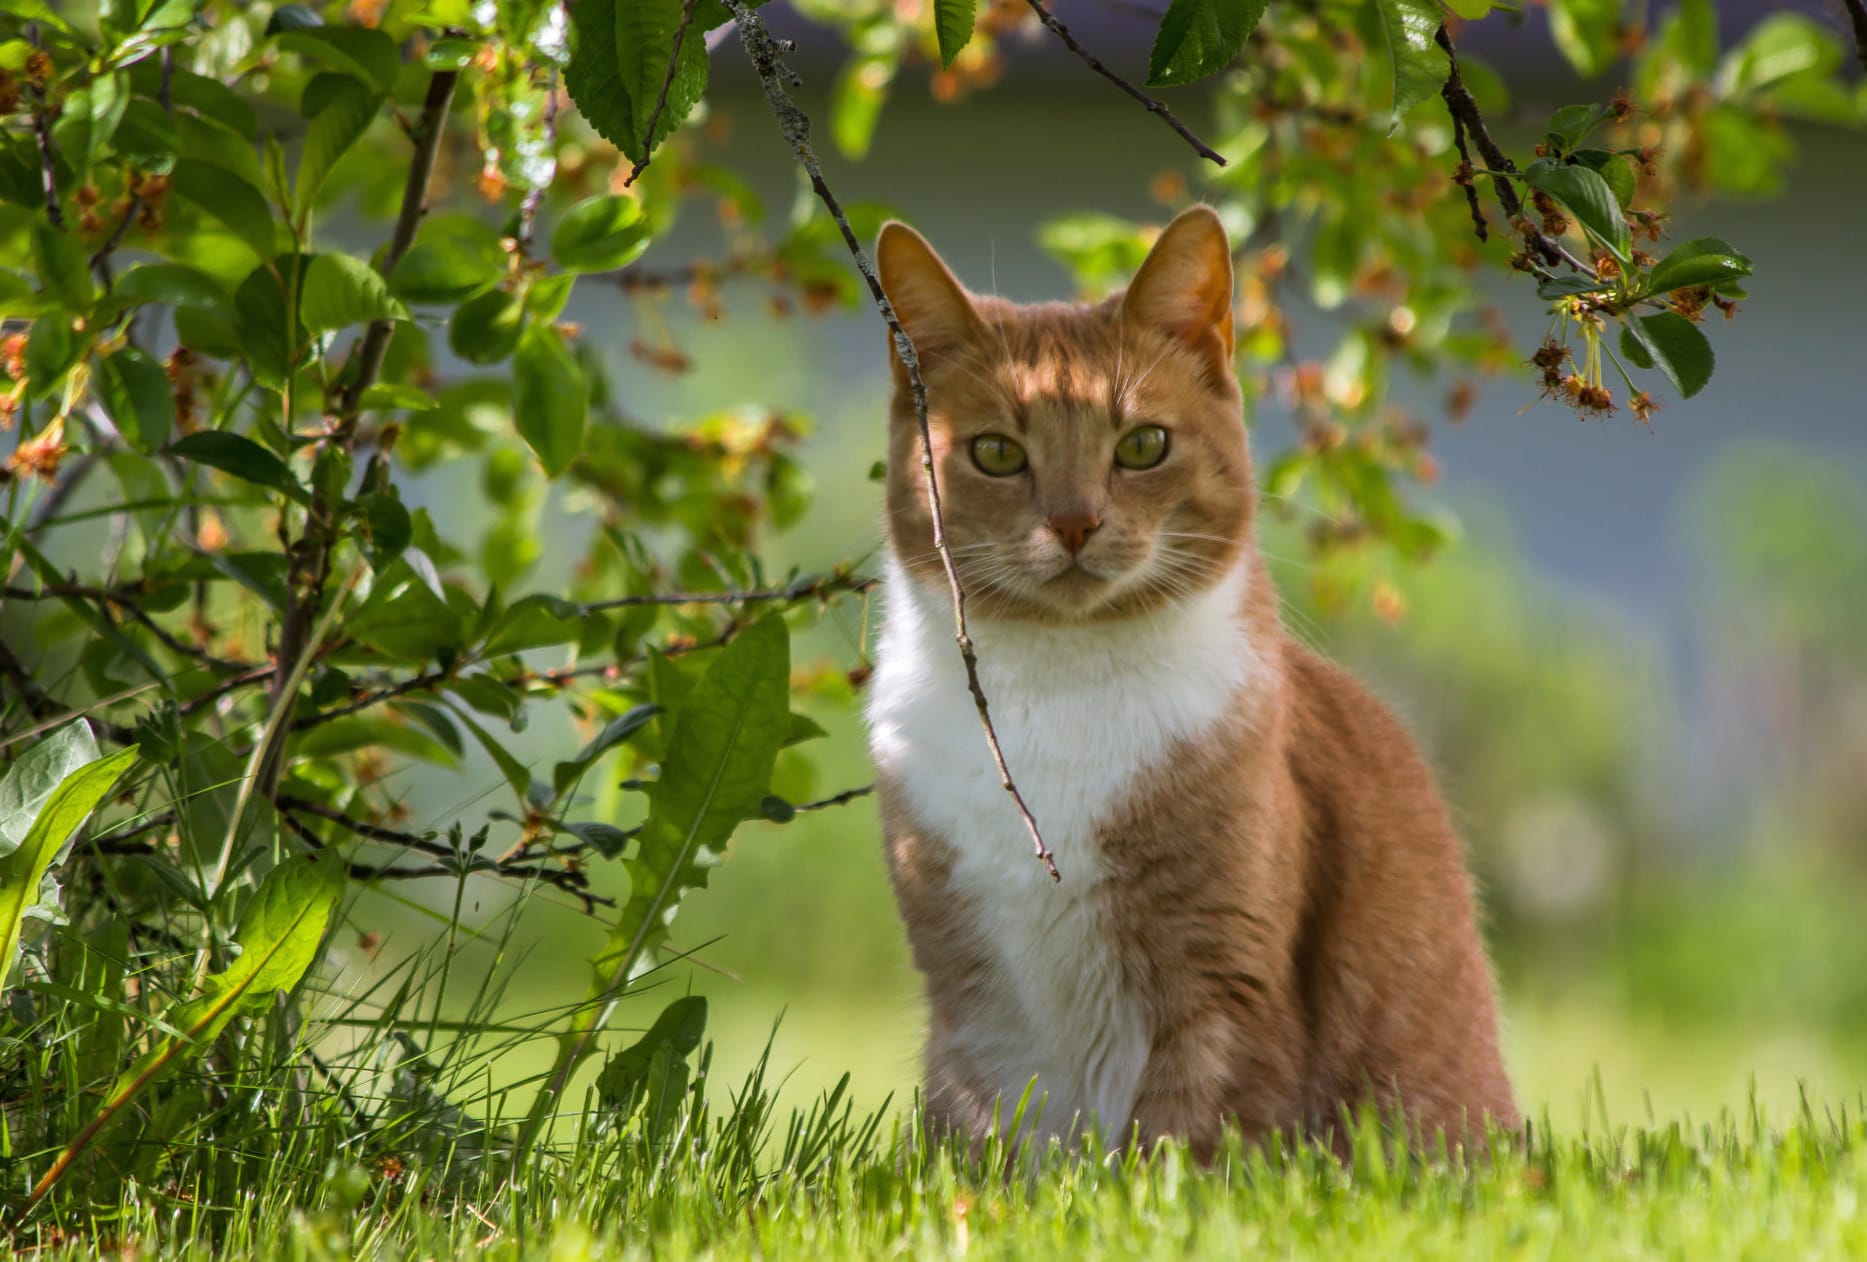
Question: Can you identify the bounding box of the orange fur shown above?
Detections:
[869,208,1518,1157]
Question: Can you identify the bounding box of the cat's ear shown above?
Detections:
[876,222,985,377]
[1121,206,1235,383]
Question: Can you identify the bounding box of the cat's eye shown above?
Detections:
[970,433,1028,477]
[1114,425,1170,470]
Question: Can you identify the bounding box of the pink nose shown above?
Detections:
[1046,510,1102,555]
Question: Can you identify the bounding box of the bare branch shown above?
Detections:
[578,571,875,613]
[793,783,875,813]
[623,0,696,188]
[26,24,63,229]
[1021,0,1227,169]
[725,0,1058,881]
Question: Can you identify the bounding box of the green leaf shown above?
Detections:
[553,703,661,797]
[359,490,412,565]
[276,25,401,91]
[1645,237,1754,296]
[1442,0,1491,18]
[298,252,409,332]
[171,159,279,262]
[0,722,102,857]
[388,214,507,304]
[483,593,584,656]
[1719,14,1843,99]
[512,324,587,478]
[103,857,341,1116]
[595,994,707,1103]
[1521,157,1630,262]
[357,382,436,413]
[113,263,233,319]
[1545,103,1612,152]
[295,79,383,213]
[346,563,462,662]
[1146,0,1268,87]
[551,194,652,273]
[830,50,896,160]
[171,430,305,499]
[1537,275,1608,301]
[423,36,481,71]
[448,287,526,365]
[231,253,315,389]
[1622,311,1715,399]
[615,614,789,967]
[95,347,174,453]
[110,98,179,173]
[1367,0,1449,126]
[564,0,709,164]
[1,737,138,999]
[1549,0,1620,78]
[1571,149,1636,215]
[266,3,324,32]
[451,706,534,805]
[132,61,258,138]
[933,0,976,69]
[31,221,94,310]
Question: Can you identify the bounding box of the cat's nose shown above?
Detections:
[1046,510,1102,555]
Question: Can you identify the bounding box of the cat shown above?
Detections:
[864,205,1518,1159]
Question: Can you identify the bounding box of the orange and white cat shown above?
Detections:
[865,206,1517,1157]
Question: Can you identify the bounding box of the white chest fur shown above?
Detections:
[865,558,1255,1137]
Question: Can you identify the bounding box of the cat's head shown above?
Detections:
[876,206,1252,624]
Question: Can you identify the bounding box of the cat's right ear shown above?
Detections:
[876,222,984,380]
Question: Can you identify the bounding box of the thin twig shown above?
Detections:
[89,49,174,282]
[624,0,696,188]
[1435,25,1580,273]
[0,634,62,721]
[4,581,252,672]
[578,571,875,613]
[26,23,62,229]
[725,0,1057,881]
[85,811,178,853]
[1021,0,1226,169]
[1445,108,1488,243]
[274,794,454,858]
[793,783,874,813]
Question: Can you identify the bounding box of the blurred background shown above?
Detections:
[343,3,1867,1132]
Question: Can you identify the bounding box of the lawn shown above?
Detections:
[11,1089,1866,1259]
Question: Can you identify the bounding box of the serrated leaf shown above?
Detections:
[95,347,173,453]
[171,431,306,498]
[933,0,976,69]
[551,194,652,273]
[595,995,707,1103]
[298,252,409,332]
[1645,237,1754,295]
[1623,311,1715,398]
[1146,0,1267,87]
[512,324,587,477]
[1521,157,1631,262]
[564,0,709,165]
[1368,0,1448,126]
[1545,103,1612,151]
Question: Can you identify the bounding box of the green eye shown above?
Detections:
[1114,424,1169,470]
[970,433,1028,477]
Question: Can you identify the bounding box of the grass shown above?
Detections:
[9,1048,1867,1261]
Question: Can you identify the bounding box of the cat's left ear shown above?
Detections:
[1121,206,1235,385]
[876,222,986,378]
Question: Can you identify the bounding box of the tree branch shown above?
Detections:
[577,571,875,613]
[725,0,1058,881]
[517,69,560,255]
[1021,0,1226,168]
[26,24,63,230]
[623,0,696,188]
[1436,25,1563,270]
[793,783,874,813]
